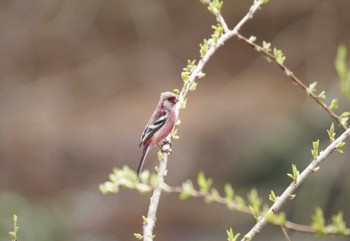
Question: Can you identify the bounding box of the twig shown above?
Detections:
[142,1,266,240]
[280,225,292,241]
[142,0,348,240]
[241,127,350,241]
[284,220,350,236]
[179,0,265,103]
[234,33,347,130]
[143,141,171,241]
[164,185,350,236]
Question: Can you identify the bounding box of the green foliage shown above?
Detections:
[262,41,271,53]
[224,183,235,200]
[226,228,240,241]
[99,166,154,194]
[311,139,320,158]
[247,189,262,220]
[307,81,318,95]
[180,98,187,109]
[311,208,348,235]
[234,196,246,211]
[157,151,164,161]
[248,36,256,43]
[197,171,213,193]
[8,214,19,241]
[179,180,196,200]
[331,211,347,235]
[329,98,339,110]
[133,233,143,240]
[268,190,277,202]
[181,59,197,83]
[312,207,326,235]
[273,47,286,64]
[335,44,350,99]
[318,90,326,99]
[211,24,224,43]
[327,123,336,142]
[207,0,223,13]
[287,164,299,181]
[339,112,350,127]
[200,39,209,58]
[335,141,346,154]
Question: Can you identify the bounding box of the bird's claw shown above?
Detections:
[161,140,172,155]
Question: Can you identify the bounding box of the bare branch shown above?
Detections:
[241,127,350,241]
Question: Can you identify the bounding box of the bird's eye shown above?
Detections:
[168,96,176,102]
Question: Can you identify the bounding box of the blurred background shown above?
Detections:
[0,0,350,240]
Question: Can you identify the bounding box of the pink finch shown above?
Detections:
[137,92,179,177]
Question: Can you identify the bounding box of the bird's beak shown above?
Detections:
[174,96,179,103]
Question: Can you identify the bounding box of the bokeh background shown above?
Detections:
[1,0,350,240]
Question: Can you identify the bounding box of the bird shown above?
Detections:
[137,91,179,177]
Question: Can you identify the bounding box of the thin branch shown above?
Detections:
[164,185,350,236]
[180,0,265,103]
[241,127,350,241]
[235,33,347,130]
[280,225,292,241]
[141,0,348,240]
[284,220,350,236]
[141,1,266,239]
[143,141,171,241]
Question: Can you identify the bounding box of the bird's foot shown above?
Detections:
[160,140,172,155]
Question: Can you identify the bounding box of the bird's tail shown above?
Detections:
[137,145,149,178]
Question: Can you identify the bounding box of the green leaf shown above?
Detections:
[134,233,143,240]
[273,47,286,64]
[226,228,240,241]
[206,188,220,203]
[197,171,213,193]
[142,216,148,225]
[235,196,246,211]
[269,190,277,202]
[157,151,164,161]
[318,90,326,99]
[307,82,317,95]
[329,98,339,110]
[9,214,19,241]
[190,81,198,91]
[179,180,195,200]
[340,112,350,126]
[224,183,234,200]
[287,164,299,181]
[331,211,347,235]
[335,141,346,153]
[311,139,320,158]
[247,189,262,219]
[335,44,348,80]
[267,211,286,225]
[335,44,350,99]
[262,41,271,53]
[197,71,206,78]
[180,98,187,109]
[200,39,209,58]
[248,36,256,43]
[327,123,336,142]
[312,207,325,235]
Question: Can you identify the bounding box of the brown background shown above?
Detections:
[0,0,350,240]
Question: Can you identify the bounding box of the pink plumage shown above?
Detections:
[137,92,179,177]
